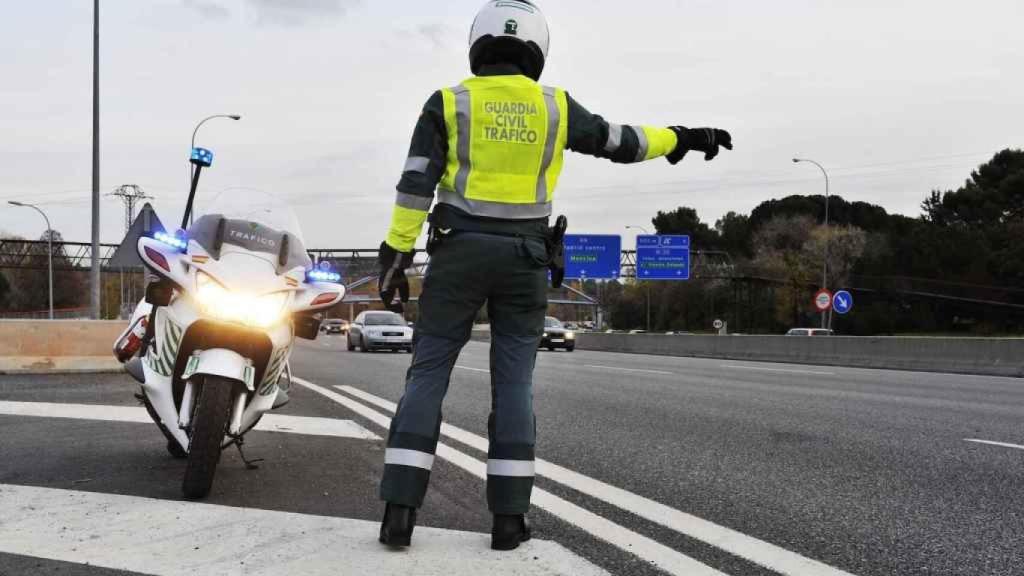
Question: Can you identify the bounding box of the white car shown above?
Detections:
[786,328,834,336]
[348,311,413,353]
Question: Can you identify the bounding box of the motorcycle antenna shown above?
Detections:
[182,148,214,230]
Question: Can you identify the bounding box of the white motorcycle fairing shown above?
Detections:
[139,295,296,452]
[113,183,346,499]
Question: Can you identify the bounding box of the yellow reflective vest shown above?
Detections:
[437,75,568,220]
[385,75,679,252]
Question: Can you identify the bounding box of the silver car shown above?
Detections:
[786,328,834,336]
[348,311,413,353]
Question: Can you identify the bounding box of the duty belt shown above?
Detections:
[425,209,568,289]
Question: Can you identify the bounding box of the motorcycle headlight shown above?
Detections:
[195,271,289,328]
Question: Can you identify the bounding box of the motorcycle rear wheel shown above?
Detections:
[182,376,234,500]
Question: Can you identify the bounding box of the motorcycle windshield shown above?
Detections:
[187,190,311,273]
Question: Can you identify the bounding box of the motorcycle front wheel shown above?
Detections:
[182,376,235,500]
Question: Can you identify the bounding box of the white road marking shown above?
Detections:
[455,365,490,374]
[964,438,1024,451]
[583,364,674,375]
[0,401,380,440]
[0,483,608,576]
[301,379,726,576]
[331,382,859,576]
[721,365,836,376]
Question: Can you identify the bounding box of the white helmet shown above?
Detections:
[469,1,550,80]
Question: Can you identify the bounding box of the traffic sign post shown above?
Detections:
[814,289,833,312]
[636,235,690,280]
[564,235,622,280]
[832,290,854,315]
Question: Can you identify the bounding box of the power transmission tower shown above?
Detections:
[107,184,153,320]
[107,185,153,232]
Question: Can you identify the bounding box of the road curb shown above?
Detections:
[0,356,125,376]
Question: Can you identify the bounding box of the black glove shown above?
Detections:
[378,241,413,313]
[665,127,733,164]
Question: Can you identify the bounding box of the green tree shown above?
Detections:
[651,207,720,249]
[0,270,10,310]
[923,149,1024,227]
[714,211,752,259]
[919,149,1024,286]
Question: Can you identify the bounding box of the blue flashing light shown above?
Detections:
[307,270,341,283]
[154,231,188,252]
[190,147,214,167]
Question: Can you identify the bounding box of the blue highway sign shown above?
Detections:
[636,235,690,280]
[564,235,622,280]
[833,290,854,315]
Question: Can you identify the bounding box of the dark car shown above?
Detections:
[348,311,413,353]
[540,316,575,352]
[320,319,349,335]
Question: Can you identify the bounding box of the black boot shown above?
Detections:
[491,514,531,551]
[379,503,417,547]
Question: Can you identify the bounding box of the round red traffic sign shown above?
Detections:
[814,289,833,312]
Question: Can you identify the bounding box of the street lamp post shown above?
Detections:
[192,114,241,156]
[187,114,241,223]
[9,202,54,319]
[91,0,100,319]
[189,115,242,179]
[626,225,652,331]
[793,158,831,329]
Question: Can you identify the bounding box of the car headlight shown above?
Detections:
[543,332,549,338]
[566,331,575,339]
[195,271,289,328]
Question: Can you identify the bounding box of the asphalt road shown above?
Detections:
[1,337,1022,575]
[293,336,1024,576]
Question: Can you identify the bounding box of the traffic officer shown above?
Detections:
[376,0,732,551]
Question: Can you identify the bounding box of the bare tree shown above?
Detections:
[752,216,866,327]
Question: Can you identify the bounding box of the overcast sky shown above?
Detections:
[2,0,1022,249]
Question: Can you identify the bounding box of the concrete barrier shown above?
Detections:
[574,333,1024,378]
[0,320,128,374]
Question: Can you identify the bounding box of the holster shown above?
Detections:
[425,212,452,255]
[547,215,568,289]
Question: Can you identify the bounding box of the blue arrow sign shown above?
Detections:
[636,235,690,280]
[564,234,621,280]
[833,290,854,315]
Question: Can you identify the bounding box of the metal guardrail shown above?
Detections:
[0,307,94,320]
[3,242,1021,312]
[0,240,118,271]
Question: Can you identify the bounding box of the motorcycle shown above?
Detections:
[113,147,345,499]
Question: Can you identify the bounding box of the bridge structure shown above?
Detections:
[4,240,1022,319]
[1,241,736,278]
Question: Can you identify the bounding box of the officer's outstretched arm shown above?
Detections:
[565,94,732,166]
[385,91,449,253]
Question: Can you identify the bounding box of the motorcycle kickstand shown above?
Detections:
[226,437,264,470]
